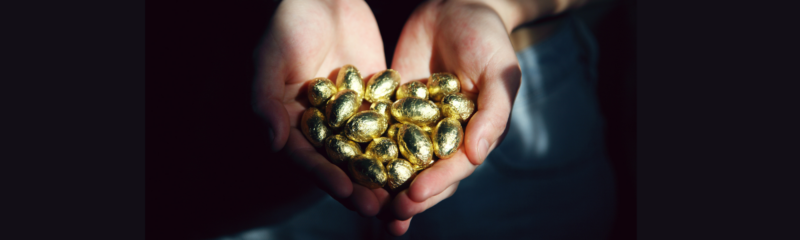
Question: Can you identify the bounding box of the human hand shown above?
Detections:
[252,0,390,217]
[381,0,527,235]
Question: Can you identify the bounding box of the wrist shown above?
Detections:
[444,0,589,33]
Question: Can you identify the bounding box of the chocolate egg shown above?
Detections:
[325,89,359,130]
[348,154,388,189]
[397,124,434,168]
[428,72,461,101]
[336,64,365,102]
[391,97,441,126]
[369,99,392,118]
[324,134,362,165]
[432,118,464,159]
[344,111,389,143]
[300,107,331,148]
[385,158,417,191]
[386,123,403,141]
[365,69,400,103]
[307,77,338,107]
[441,93,475,123]
[365,137,398,164]
[396,81,428,100]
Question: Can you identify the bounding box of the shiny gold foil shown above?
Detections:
[300,107,331,148]
[336,64,365,102]
[307,77,338,107]
[324,134,362,165]
[348,154,388,189]
[432,118,464,159]
[369,99,392,118]
[420,124,434,137]
[428,72,461,101]
[396,81,428,100]
[344,111,389,143]
[365,137,398,164]
[325,89,359,130]
[385,158,416,191]
[365,69,400,103]
[440,93,475,123]
[397,124,434,168]
[387,123,403,141]
[391,97,441,126]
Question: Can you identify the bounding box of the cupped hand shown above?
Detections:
[253,0,390,217]
[382,0,525,235]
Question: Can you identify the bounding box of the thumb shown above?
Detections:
[463,54,521,166]
[252,30,291,153]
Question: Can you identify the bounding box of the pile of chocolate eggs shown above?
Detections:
[301,64,475,192]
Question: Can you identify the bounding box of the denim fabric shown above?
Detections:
[216,14,616,240]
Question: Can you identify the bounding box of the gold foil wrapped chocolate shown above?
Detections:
[365,69,400,103]
[391,97,441,126]
[397,124,434,168]
[369,99,392,118]
[432,118,463,159]
[336,64,365,102]
[307,77,338,107]
[365,137,398,164]
[440,93,475,123]
[385,158,416,191]
[428,72,461,101]
[325,89,359,130]
[344,111,389,143]
[420,124,434,137]
[387,123,403,141]
[324,134,362,165]
[300,107,331,148]
[348,154,388,189]
[396,81,428,100]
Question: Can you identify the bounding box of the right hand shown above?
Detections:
[252,0,390,217]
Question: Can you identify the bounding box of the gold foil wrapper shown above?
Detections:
[324,134,362,165]
[428,72,461,101]
[387,123,403,142]
[391,97,441,126]
[344,111,389,143]
[325,90,359,130]
[348,154,388,189]
[385,158,416,191]
[307,77,338,107]
[300,107,331,148]
[420,124,434,138]
[369,99,392,118]
[396,81,428,100]
[365,137,398,164]
[336,64,365,102]
[440,93,475,123]
[365,69,400,103]
[397,124,434,168]
[432,118,464,159]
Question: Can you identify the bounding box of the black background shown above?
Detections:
[145,0,636,239]
[5,0,799,239]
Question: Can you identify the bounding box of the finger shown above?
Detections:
[390,2,436,82]
[350,184,380,217]
[393,183,459,220]
[407,149,474,202]
[386,217,412,236]
[285,128,353,200]
[463,56,521,166]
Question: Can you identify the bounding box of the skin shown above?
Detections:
[383,0,588,235]
[254,0,589,236]
[252,0,389,218]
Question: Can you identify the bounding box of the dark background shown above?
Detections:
[146,0,636,239]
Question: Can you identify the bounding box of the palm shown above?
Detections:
[254,0,390,217]
[385,1,522,235]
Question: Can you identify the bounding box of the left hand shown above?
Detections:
[381,0,525,235]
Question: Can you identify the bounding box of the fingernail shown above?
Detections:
[479,138,489,162]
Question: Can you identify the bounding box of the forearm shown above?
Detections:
[448,0,590,33]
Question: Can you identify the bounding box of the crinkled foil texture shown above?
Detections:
[348,154,387,189]
[391,97,441,126]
